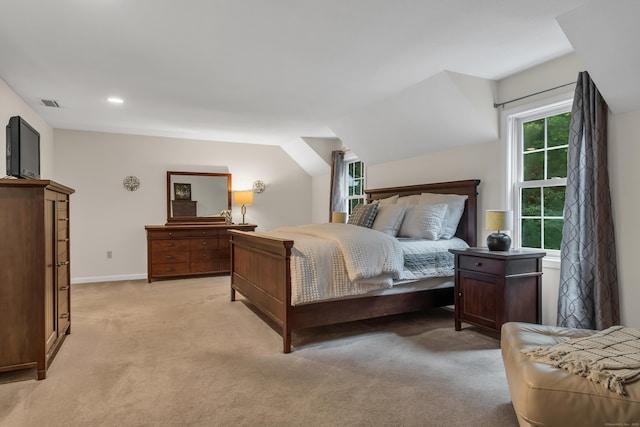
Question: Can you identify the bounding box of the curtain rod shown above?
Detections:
[493,81,576,109]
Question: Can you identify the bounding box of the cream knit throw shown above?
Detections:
[522,326,640,396]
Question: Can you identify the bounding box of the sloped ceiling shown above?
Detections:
[557,0,640,114]
[329,71,497,165]
[1,1,637,175]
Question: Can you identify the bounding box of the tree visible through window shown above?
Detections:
[346,160,365,216]
[511,101,571,254]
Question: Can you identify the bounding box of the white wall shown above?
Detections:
[0,78,54,178]
[609,110,640,327]
[53,130,311,282]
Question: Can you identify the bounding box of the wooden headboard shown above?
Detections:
[365,179,480,247]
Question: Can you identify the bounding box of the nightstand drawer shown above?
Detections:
[459,256,504,275]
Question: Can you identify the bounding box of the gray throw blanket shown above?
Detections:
[522,326,640,396]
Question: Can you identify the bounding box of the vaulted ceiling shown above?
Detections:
[0,0,638,173]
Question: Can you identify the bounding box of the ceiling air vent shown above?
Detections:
[41,99,60,108]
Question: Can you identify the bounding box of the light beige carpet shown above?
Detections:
[0,277,518,426]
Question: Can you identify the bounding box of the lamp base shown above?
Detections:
[487,232,511,251]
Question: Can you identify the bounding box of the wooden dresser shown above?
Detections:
[145,223,257,282]
[0,179,74,380]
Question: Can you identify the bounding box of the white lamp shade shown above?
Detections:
[331,212,347,223]
[233,191,254,205]
[485,210,513,231]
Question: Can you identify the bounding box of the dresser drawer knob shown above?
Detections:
[165,255,174,259]
[59,286,70,291]
[166,243,175,247]
[165,268,175,272]
[474,262,482,267]
[168,232,173,236]
[57,261,70,267]
[202,241,207,245]
[60,313,69,319]
[58,238,70,242]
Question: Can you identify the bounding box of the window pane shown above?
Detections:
[523,119,544,151]
[544,186,566,216]
[521,188,541,216]
[547,147,568,179]
[547,113,571,148]
[353,161,362,178]
[350,180,362,196]
[522,219,541,248]
[523,151,544,181]
[544,219,563,250]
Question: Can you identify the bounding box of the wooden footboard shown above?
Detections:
[229,230,294,352]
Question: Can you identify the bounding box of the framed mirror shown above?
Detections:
[166,171,232,224]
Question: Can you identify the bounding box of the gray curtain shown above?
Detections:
[329,150,346,221]
[557,71,619,330]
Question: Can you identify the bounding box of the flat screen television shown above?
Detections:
[6,116,40,179]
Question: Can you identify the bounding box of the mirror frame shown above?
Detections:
[166,171,232,224]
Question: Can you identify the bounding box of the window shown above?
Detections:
[346,160,365,216]
[508,100,572,258]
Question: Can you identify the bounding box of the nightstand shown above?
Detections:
[449,248,546,334]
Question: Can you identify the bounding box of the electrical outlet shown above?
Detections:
[107,251,112,259]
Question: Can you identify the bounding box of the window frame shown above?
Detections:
[345,158,366,217]
[504,97,573,267]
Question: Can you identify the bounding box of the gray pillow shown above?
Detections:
[347,203,379,228]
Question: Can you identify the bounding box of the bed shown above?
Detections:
[229,179,480,352]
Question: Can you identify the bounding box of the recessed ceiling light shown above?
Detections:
[107,97,124,104]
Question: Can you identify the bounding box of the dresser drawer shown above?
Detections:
[152,250,189,264]
[190,261,216,273]
[459,256,504,275]
[189,228,220,237]
[218,259,230,271]
[190,249,216,262]
[151,262,189,276]
[151,239,189,251]
[147,229,192,239]
[189,238,218,250]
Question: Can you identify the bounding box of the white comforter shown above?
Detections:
[269,223,404,305]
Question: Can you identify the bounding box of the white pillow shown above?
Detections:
[419,193,468,239]
[372,204,406,236]
[396,194,421,205]
[398,204,448,240]
[377,194,399,205]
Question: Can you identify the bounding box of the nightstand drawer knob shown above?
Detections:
[475,262,482,266]
[458,292,462,296]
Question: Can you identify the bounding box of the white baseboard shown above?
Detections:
[71,273,147,284]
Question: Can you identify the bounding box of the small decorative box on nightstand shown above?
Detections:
[449,248,546,334]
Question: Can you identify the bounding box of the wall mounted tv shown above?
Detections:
[6,116,40,179]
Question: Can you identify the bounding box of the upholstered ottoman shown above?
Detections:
[501,322,640,426]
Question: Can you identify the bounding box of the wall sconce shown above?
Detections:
[234,191,254,225]
[252,180,265,193]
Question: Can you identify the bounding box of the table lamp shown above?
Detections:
[331,212,347,223]
[485,210,513,251]
[234,191,254,225]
